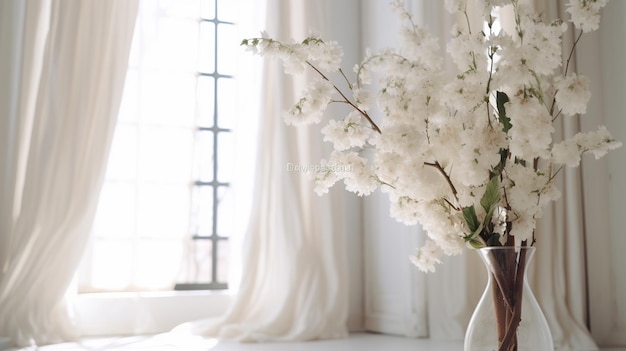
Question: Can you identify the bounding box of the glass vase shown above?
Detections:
[464,247,553,351]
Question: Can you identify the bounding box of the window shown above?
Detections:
[79,0,246,292]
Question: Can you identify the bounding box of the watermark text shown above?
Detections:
[286,162,352,173]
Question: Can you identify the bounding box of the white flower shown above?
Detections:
[447,25,487,74]
[304,36,343,72]
[518,17,567,76]
[566,0,609,32]
[456,126,506,187]
[444,0,468,13]
[353,88,373,110]
[418,203,466,255]
[388,194,422,225]
[506,95,554,160]
[313,161,341,196]
[324,151,378,196]
[505,163,553,218]
[552,126,621,166]
[284,79,334,125]
[577,126,621,159]
[429,122,464,168]
[389,0,412,21]
[410,240,444,273]
[370,123,427,158]
[321,111,370,151]
[395,161,449,202]
[399,26,441,70]
[246,0,621,273]
[551,139,582,167]
[441,78,487,113]
[492,207,508,237]
[509,213,535,245]
[555,73,592,116]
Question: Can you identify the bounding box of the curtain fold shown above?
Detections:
[0,0,138,347]
[172,0,349,342]
[529,2,598,349]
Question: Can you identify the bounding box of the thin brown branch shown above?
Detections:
[338,68,353,90]
[306,61,382,134]
[564,31,584,77]
[550,31,584,117]
[498,247,528,350]
[424,161,459,202]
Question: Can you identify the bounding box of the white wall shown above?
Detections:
[359,0,429,338]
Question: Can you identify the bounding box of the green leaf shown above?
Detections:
[469,222,484,241]
[490,148,508,180]
[480,176,500,216]
[463,205,486,243]
[480,177,501,236]
[496,91,512,133]
[468,238,485,249]
[462,205,480,233]
[486,233,502,247]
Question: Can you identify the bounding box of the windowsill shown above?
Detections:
[75,290,233,336]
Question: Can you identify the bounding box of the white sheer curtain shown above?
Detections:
[0,0,138,347]
[173,0,350,342]
[579,1,626,346]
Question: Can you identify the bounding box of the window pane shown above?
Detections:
[141,72,196,127]
[192,186,214,236]
[158,0,201,19]
[93,183,136,237]
[200,0,215,20]
[194,131,214,182]
[143,17,199,70]
[216,23,237,76]
[138,127,193,182]
[198,22,215,73]
[118,71,139,123]
[137,184,190,237]
[196,76,215,127]
[81,0,240,293]
[91,240,134,290]
[217,132,234,182]
[217,240,229,283]
[135,239,184,289]
[177,240,213,283]
[106,124,137,180]
[217,0,237,23]
[216,186,234,237]
[217,78,235,129]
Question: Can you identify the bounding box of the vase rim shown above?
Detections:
[477,246,535,251]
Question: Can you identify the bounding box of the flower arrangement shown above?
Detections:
[241,0,621,273]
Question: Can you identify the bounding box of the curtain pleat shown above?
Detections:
[0,0,138,347]
[172,0,350,342]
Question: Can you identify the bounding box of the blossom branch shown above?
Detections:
[550,31,584,116]
[564,31,584,76]
[424,161,459,202]
[338,68,353,90]
[306,61,382,134]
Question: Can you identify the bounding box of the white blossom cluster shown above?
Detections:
[242,0,621,273]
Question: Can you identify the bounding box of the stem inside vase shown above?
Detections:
[488,248,528,351]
